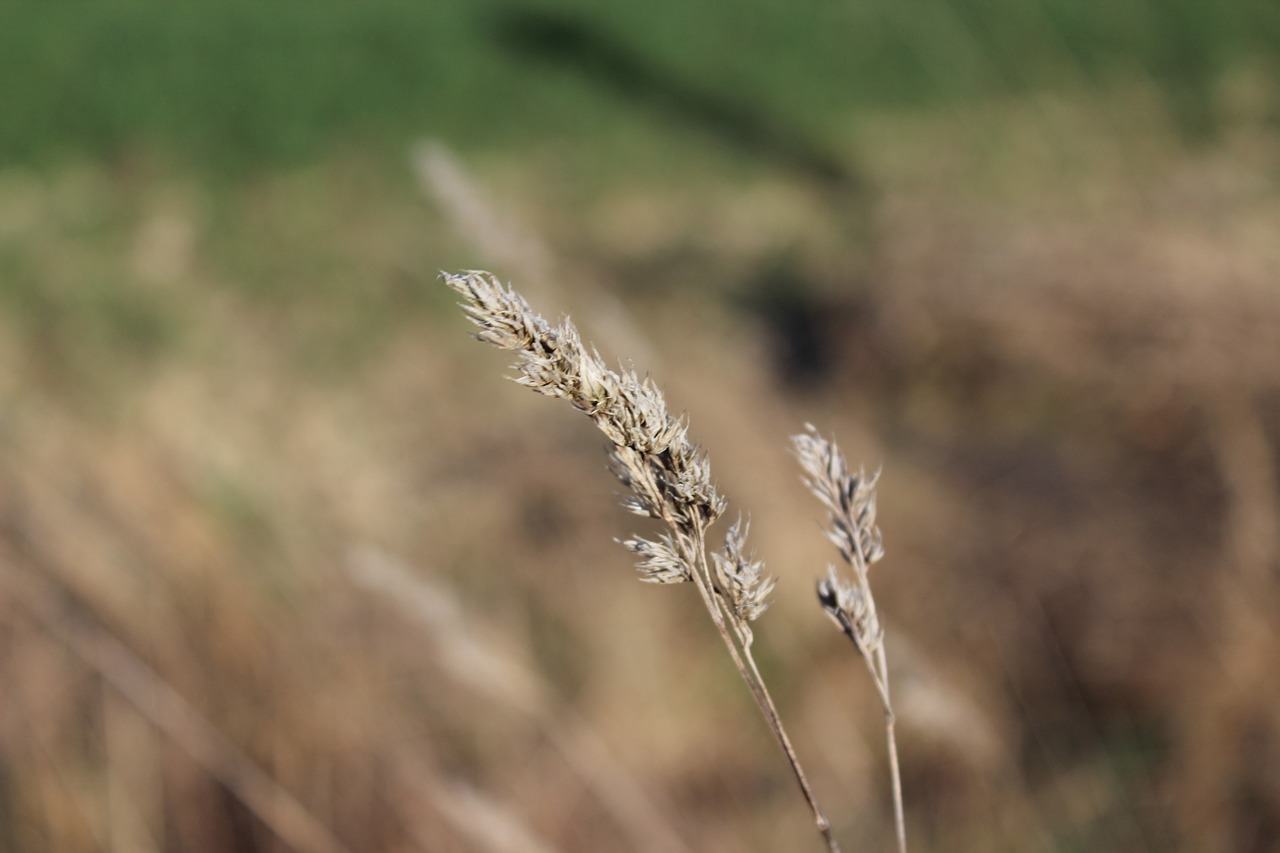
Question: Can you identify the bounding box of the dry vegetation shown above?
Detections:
[2,80,1280,853]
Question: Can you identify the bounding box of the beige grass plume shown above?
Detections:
[793,424,906,853]
[443,270,839,852]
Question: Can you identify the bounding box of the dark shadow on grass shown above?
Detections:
[489,7,872,200]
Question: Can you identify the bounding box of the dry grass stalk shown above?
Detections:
[443,270,840,852]
[347,544,690,853]
[388,755,559,853]
[414,139,657,368]
[793,425,906,853]
[1,560,353,853]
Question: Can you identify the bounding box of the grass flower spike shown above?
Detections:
[793,424,906,853]
[444,270,840,852]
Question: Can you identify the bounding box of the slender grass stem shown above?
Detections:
[876,644,907,853]
[672,513,840,853]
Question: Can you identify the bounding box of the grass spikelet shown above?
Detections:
[793,423,906,853]
[443,270,841,852]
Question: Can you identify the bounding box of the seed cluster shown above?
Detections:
[444,270,773,630]
[792,424,885,656]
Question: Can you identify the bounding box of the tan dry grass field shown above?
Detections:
[2,83,1279,852]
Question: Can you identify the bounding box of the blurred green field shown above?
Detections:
[2,0,1276,175]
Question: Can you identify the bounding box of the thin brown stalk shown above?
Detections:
[1,561,353,853]
[671,511,839,852]
[347,544,691,853]
[876,643,906,853]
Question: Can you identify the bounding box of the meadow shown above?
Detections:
[1,2,1279,851]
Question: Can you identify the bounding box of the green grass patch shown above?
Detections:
[0,0,1275,177]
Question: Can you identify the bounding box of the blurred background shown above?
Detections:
[2,1,1279,851]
